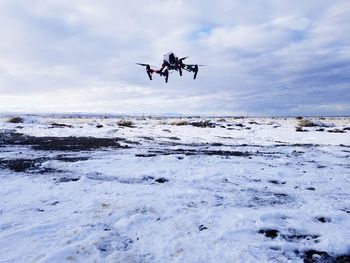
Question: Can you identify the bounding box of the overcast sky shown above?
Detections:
[0,0,349,115]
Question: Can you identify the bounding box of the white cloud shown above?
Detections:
[0,0,349,115]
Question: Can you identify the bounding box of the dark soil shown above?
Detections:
[0,131,128,151]
[146,149,251,157]
[259,229,320,242]
[282,233,319,242]
[55,155,90,162]
[139,136,155,141]
[268,180,286,185]
[248,191,293,207]
[306,187,316,191]
[135,154,157,157]
[303,250,350,263]
[0,158,43,172]
[296,127,308,132]
[259,229,279,238]
[59,177,80,183]
[190,120,216,128]
[0,157,76,174]
[50,123,74,128]
[155,177,168,183]
[198,225,208,231]
[166,137,181,141]
[328,129,345,133]
[316,217,331,223]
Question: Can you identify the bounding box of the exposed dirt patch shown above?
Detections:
[259,229,319,243]
[190,120,216,128]
[85,173,160,185]
[281,233,319,242]
[268,180,286,185]
[55,155,90,162]
[49,123,74,128]
[139,136,155,141]
[198,225,208,231]
[0,131,128,151]
[155,177,168,183]
[135,154,157,157]
[296,127,308,132]
[0,158,44,172]
[147,149,251,157]
[306,187,316,191]
[247,191,294,207]
[0,157,82,174]
[328,129,346,133]
[259,229,279,239]
[58,177,81,183]
[316,217,331,223]
[32,137,127,151]
[165,136,181,141]
[303,250,350,263]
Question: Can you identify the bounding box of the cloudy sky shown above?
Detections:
[0,0,349,115]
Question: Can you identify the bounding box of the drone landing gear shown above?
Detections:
[146,65,152,80]
[161,69,169,83]
[148,67,168,83]
[182,64,199,79]
[193,65,198,79]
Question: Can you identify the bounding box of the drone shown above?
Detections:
[137,52,204,83]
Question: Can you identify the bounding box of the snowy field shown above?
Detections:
[0,115,349,263]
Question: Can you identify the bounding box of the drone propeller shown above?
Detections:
[186,64,207,67]
[136,63,149,67]
[179,56,188,61]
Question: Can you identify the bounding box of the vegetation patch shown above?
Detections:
[169,119,189,126]
[297,119,316,127]
[117,119,135,127]
[191,120,216,128]
[7,117,24,123]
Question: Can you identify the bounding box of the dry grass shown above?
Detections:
[117,119,134,127]
[297,119,316,127]
[7,117,24,123]
[169,119,189,126]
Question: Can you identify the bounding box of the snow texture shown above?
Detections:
[0,115,349,262]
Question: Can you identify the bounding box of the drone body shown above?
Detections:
[137,52,203,83]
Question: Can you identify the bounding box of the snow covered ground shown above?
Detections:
[0,115,349,262]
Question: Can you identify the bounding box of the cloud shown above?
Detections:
[0,0,349,115]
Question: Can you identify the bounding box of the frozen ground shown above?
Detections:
[0,115,349,262]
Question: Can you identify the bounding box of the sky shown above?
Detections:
[0,0,350,116]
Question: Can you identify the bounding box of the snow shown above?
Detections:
[0,115,349,262]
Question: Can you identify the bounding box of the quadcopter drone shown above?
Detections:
[137,52,204,83]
